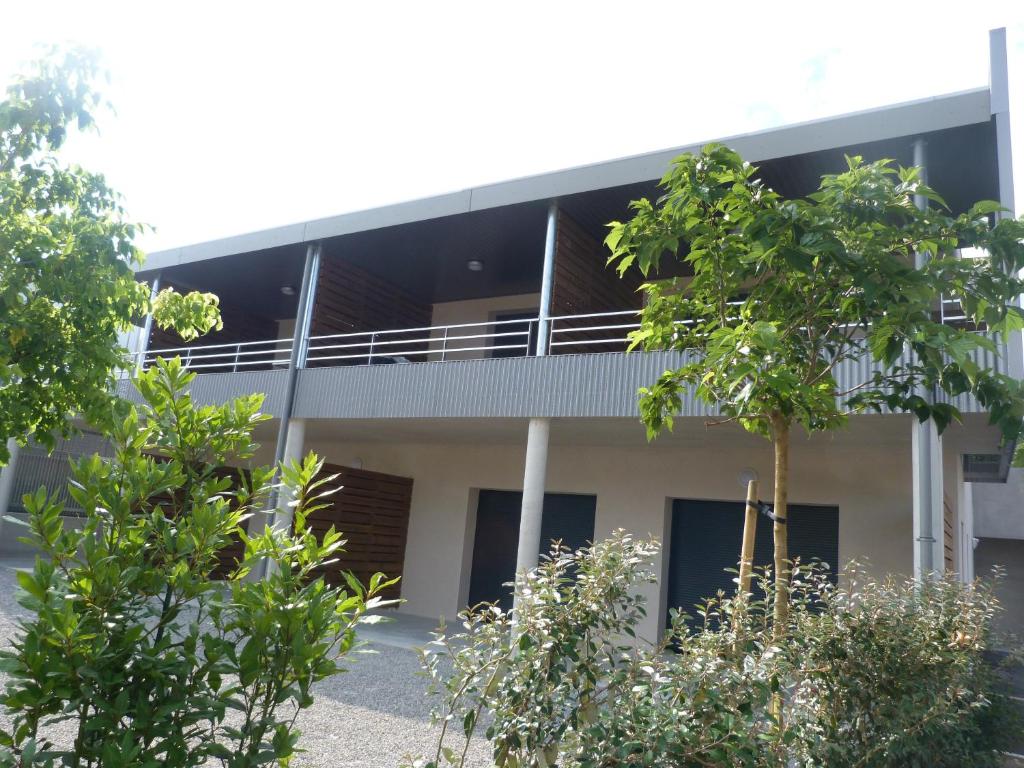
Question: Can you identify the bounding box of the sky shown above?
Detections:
[2,1,1024,254]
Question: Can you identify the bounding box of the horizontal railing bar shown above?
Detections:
[306,343,529,363]
[548,309,640,322]
[549,338,632,348]
[143,347,291,363]
[550,322,641,335]
[309,316,537,342]
[175,358,291,371]
[146,338,292,354]
[308,329,529,353]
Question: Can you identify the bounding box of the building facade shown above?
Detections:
[0,30,1018,644]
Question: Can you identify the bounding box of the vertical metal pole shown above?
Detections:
[990,28,1023,383]
[910,137,944,578]
[260,243,320,580]
[441,327,448,362]
[137,272,162,370]
[535,202,559,356]
[295,244,321,369]
[271,243,320,474]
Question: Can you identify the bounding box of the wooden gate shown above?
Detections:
[304,463,413,600]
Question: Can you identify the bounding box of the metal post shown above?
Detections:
[535,202,559,356]
[271,243,320,474]
[295,245,321,369]
[989,28,1022,381]
[261,243,321,580]
[368,333,376,365]
[910,138,944,578]
[137,272,162,371]
[511,202,559,625]
[441,327,448,362]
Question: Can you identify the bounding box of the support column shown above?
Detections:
[271,243,321,472]
[271,418,307,532]
[513,203,558,615]
[912,419,945,579]
[535,202,558,356]
[515,417,551,578]
[0,439,22,539]
[990,28,1023,380]
[910,137,945,579]
[136,272,162,370]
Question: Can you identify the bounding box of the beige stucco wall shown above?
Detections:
[428,293,540,360]
[287,426,915,643]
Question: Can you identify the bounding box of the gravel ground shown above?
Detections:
[0,560,493,768]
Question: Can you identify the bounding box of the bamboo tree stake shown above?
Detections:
[738,479,759,595]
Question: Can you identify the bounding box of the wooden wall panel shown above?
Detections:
[943,494,955,573]
[307,258,434,366]
[147,281,278,370]
[550,211,642,355]
[304,463,413,601]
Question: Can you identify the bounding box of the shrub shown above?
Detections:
[0,358,397,767]
[410,532,1016,768]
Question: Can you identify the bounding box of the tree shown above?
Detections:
[606,144,1024,635]
[0,49,219,463]
[0,358,397,767]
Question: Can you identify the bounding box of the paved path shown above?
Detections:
[0,559,492,767]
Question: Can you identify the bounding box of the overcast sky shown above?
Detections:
[2,2,1024,254]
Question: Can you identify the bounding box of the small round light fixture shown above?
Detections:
[737,467,759,488]
[466,259,485,272]
[280,285,296,296]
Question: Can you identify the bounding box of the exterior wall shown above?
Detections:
[279,428,914,643]
[429,293,540,361]
[972,467,1024,540]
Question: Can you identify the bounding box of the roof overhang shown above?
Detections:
[143,87,993,273]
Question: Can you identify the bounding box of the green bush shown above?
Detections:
[0,358,397,767]
[410,532,1017,768]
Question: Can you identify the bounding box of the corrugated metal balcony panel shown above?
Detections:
[115,369,290,417]
[292,351,719,420]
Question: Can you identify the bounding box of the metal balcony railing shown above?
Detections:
[305,316,538,365]
[129,305,1001,375]
[134,337,293,373]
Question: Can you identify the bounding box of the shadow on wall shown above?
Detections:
[975,537,1024,644]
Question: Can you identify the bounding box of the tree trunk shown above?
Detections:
[771,415,790,642]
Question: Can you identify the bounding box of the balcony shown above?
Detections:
[120,304,1008,422]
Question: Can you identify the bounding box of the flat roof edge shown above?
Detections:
[143,86,991,272]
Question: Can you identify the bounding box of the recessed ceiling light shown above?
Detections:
[280,285,296,296]
[466,259,484,272]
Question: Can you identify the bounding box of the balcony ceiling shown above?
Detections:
[140,115,1001,317]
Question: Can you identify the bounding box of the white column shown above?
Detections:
[961,481,976,583]
[912,419,945,579]
[0,440,22,539]
[515,417,551,579]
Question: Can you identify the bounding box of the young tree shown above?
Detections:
[606,144,1024,635]
[0,358,396,766]
[0,49,219,463]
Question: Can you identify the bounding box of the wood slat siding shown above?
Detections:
[308,257,433,365]
[148,281,279,370]
[304,463,413,600]
[143,464,249,580]
[551,211,642,355]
